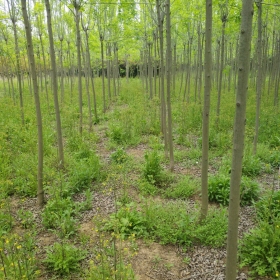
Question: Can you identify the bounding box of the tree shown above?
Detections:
[216,0,228,126]
[200,0,212,221]
[21,0,44,207]
[156,0,168,158]
[225,0,254,279]
[45,0,65,169]
[69,0,83,135]
[165,0,174,171]
[7,0,24,125]
[253,0,262,155]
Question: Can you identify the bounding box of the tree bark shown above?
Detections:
[253,0,262,154]
[7,0,24,125]
[166,0,174,171]
[21,0,44,207]
[225,1,254,279]
[200,0,212,221]
[45,0,65,169]
[73,1,83,135]
[216,3,228,125]
[156,0,168,158]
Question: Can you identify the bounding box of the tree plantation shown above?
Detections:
[0,0,280,279]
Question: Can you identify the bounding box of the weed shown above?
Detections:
[144,201,194,246]
[164,176,199,199]
[208,174,259,206]
[242,153,263,177]
[42,197,78,237]
[69,154,100,193]
[44,242,86,275]
[255,190,280,222]
[152,255,162,265]
[240,218,280,278]
[111,147,129,164]
[0,232,38,279]
[78,189,94,211]
[194,208,228,247]
[148,135,164,151]
[182,256,191,264]
[240,177,260,206]
[164,263,174,270]
[143,150,162,185]
[12,153,37,197]
[138,179,158,196]
[104,202,147,239]
[89,212,137,280]
[257,144,280,169]
[0,199,13,234]
[17,209,34,229]
[208,175,230,205]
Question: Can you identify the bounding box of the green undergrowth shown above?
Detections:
[1,78,280,280]
[240,190,280,278]
[103,200,228,248]
[208,174,260,206]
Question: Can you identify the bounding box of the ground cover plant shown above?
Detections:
[0,74,280,280]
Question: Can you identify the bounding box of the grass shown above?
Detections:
[0,76,279,279]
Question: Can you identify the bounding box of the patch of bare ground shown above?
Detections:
[126,144,147,161]
[132,241,182,280]
[257,170,280,192]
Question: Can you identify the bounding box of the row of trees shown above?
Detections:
[0,0,279,279]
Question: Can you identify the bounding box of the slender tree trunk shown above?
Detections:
[198,31,204,103]
[216,40,220,90]
[39,33,49,107]
[7,0,25,125]
[253,0,262,154]
[194,24,201,103]
[179,43,186,97]
[59,38,65,104]
[173,43,176,93]
[107,42,111,101]
[84,29,98,122]
[225,1,254,279]
[200,0,212,221]
[113,42,117,97]
[166,0,174,171]
[45,0,64,169]
[148,42,153,99]
[74,3,83,135]
[100,34,106,113]
[186,37,193,102]
[21,0,44,207]
[156,0,168,158]
[153,31,158,99]
[216,7,228,125]
[234,38,239,91]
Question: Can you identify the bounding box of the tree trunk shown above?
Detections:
[166,0,174,172]
[100,34,106,113]
[253,0,262,154]
[107,42,111,101]
[216,6,228,125]
[7,0,24,125]
[59,38,65,104]
[21,0,44,207]
[200,0,212,221]
[148,42,153,99]
[38,33,49,107]
[156,0,168,158]
[225,1,254,279]
[45,0,64,169]
[74,1,83,135]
